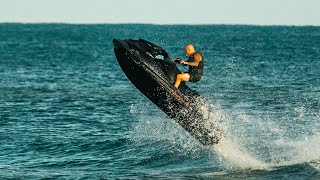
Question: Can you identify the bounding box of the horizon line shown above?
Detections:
[0,21,319,27]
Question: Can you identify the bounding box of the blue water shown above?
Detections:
[0,24,320,179]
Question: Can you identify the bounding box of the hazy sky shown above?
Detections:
[0,0,319,25]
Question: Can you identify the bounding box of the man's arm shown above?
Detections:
[181,53,202,66]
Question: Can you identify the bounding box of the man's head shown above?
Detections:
[185,44,196,57]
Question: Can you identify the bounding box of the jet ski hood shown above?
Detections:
[113,38,181,84]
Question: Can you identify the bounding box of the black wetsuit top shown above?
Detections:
[186,51,204,82]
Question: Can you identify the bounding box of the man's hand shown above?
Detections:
[173,58,188,66]
[179,60,189,66]
[173,58,182,64]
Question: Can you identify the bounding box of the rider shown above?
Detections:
[174,44,204,88]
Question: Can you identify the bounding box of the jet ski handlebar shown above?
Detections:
[172,58,182,64]
[173,58,188,66]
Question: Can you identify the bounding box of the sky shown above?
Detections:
[0,0,319,26]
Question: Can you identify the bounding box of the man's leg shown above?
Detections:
[174,73,190,88]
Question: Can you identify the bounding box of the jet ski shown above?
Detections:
[113,38,222,145]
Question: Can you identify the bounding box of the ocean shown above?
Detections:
[0,24,319,179]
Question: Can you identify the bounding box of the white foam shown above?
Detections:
[201,101,320,170]
[195,102,271,169]
[278,135,320,166]
[212,137,271,170]
[310,160,320,171]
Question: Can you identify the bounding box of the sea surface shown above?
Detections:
[0,24,320,179]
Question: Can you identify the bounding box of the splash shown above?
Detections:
[128,107,204,154]
[200,103,271,169]
[310,160,320,171]
[128,102,272,170]
[128,100,320,171]
[187,101,320,170]
[273,135,320,167]
[211,105,320,170]
[212,137,270,169]
[303,136,320,171]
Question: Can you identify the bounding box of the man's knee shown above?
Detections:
[177,73,190,81]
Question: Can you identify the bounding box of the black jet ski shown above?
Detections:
[113,38,222,145]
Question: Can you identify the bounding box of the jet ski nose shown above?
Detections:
[112,39,122,48]
[113,38,131,51]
